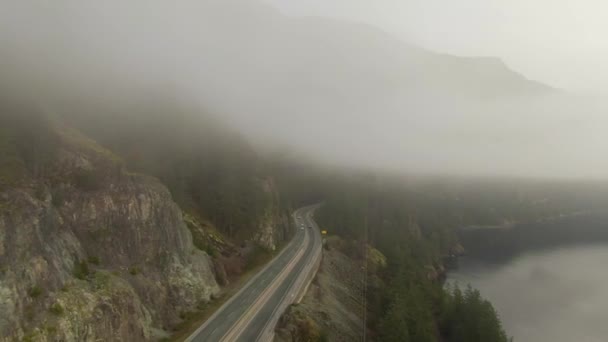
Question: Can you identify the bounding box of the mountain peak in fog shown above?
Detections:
[4,0,603,179]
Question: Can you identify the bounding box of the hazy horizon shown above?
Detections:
[265,0,608,94]
[3,0,608,180]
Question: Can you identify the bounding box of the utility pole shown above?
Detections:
[362,212,369,342]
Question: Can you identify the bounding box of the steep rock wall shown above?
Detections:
[0,125,219,341]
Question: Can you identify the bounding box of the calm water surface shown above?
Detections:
[448,245,608,342]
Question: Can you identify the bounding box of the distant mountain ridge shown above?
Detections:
[195,0,552,103]
[1,0,571,179]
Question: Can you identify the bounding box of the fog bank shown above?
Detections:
[2,0,608,179]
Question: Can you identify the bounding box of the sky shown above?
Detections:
[2,0,608,180]
[264,0,608,93]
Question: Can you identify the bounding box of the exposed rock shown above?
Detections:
[0,125,219,341]
[253,178,291,251]
[275,236,386,342]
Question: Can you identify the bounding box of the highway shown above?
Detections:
[185,205,322,342]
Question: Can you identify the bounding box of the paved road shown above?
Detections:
[185,205,322,342]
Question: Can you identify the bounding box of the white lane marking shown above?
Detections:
[218,206,317,342]
[221,229,310,342]
[255,206,323,342]
[184,208,307,342]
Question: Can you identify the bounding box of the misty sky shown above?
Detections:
[2,0,608,180]
[265,0,608,93]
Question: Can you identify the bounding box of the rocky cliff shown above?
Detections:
[0,99,298,340]
[0,115,220,341]
[253,178,292,251]
[61,102,294,253]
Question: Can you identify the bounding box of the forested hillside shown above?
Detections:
[290,172,608,341]
[5,96,608,341]
[313,176,504,341]
[53,93,293,250]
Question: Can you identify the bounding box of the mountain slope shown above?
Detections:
[196,0,551,101]
[56,93,293,251]
[0,108,219,341]
[0,80,301,338]
[1,0,562,177]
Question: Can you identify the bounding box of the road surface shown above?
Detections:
[185,205,322,342]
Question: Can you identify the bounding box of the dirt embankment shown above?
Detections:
[275,236,386,342]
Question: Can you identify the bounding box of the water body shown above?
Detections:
[448,245,608,342]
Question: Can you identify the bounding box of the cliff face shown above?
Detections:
[62,105,294,253]
[253,178,292,251]
[0,103,297,340]
[0,121,219,341]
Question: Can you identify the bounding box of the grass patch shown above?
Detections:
[178,311,197,321]
[196,300,208,311]
[87,256,100,265]
[73,259,90,280]
[22,331,38,342]
[28,285,43,298]
[93,271,113,292]
[129,266,140,276]
[45,325,57,335]
[49,303,64,316]
[203,244,218,258]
